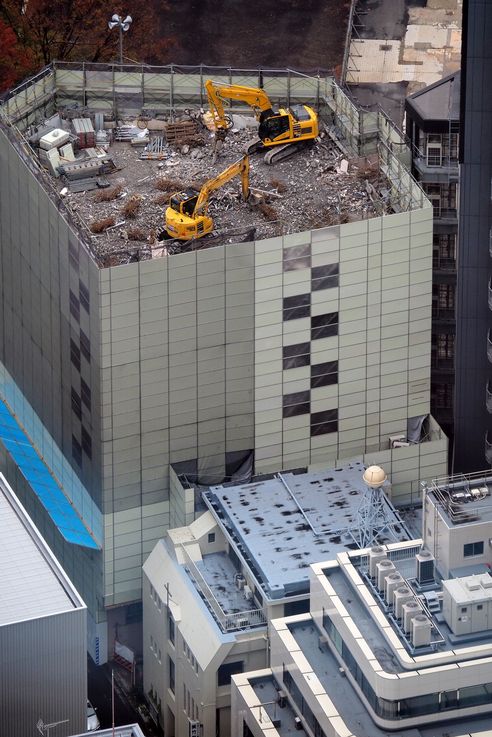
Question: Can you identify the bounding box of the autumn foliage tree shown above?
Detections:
[0,18,33,90]
[0,0,174,91]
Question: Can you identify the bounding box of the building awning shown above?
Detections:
[0,399,100,549]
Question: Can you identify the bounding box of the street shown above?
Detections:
[87,657,162,736]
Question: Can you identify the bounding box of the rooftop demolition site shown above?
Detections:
[23,90,395,266]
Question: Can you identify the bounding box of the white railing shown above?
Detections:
[180,545,267,633]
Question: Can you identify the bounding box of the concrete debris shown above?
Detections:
[31,109,392,266]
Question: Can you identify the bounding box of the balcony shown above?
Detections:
[431,356,454,373]
[434,207,458,225]
[413,155,459,183]
[432,256,456,274]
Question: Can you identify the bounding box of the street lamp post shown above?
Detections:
[108,13,133,64]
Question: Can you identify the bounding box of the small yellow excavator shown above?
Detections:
[205,79,318,164]
[165,155,250,240]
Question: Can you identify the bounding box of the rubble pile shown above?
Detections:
[28,110,391,266]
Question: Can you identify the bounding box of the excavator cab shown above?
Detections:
[169,189,200,217]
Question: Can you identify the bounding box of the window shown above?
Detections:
[311,312,338,340]
[80,329,91,362]
[168,657,175,694]
[464,541,484,557]
[168,610,175,645]
[311,409,338,436]
[70,339,81,371]
[68,240,79,271]
[311,361,338,388]
[312,263,339,291]
[79,280,90,313]
[426,134,442,166]
[81,379,91,410]
[284,598,310,616]
[283,293,311,321]
[217,661,243,687]
[283,244,311,272]
[208,532,215,543]
[283,342,310,370]
[69,289,80,322]
[478,604,484,611]
[72,435,82,466]
[283,391,310,418]
[71,388,82,420]
[81,426,92,459]
[461,607,468,613]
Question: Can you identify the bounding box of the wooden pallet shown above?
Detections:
[165,120,198,144]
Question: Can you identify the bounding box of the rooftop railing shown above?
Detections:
[180,545,267,633]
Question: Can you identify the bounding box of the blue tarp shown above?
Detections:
[0,399,100,549]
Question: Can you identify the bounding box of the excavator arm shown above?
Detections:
[205,79,274,132]
[194,155,250,215]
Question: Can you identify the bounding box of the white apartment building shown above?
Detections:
[232,473,492,737]
[143,461,413,737]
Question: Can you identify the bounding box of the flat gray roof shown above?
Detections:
[407,70,461,122]
[290,619,492,737]
[0,474,85,626]
[205,462,410,599]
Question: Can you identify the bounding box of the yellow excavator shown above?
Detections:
[165,155,250,240]
[205,79,319,164]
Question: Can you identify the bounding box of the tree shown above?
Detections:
[0,18,33,91]
[0,0,174,71]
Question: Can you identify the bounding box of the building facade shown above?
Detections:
[0,473,86,737]
[454,0,492,471]
[405,71,460,443]
[0,64,446,661]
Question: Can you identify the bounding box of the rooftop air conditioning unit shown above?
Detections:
[403,601,422,632]
[384,573,404,603]
[235,573,246,590]
[369,546,387,578]
[243,585,253,600]
[393,441,410,448]
[278,690,286,708]
[377,560,396,591]
[411,614,432,647]
[294,717,304,731]
[416,550,435,585]
[394,586,413,619]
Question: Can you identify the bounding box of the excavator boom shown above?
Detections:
[194,155,250,214]
[205,80,274,132]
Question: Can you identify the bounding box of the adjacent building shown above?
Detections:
[232,471,492,737]
[0,473,87,737]
[143,461,413,737]
[405,71,460,442]
[454,0,492,471]
[0,63,446,661]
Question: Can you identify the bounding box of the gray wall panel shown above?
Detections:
[0,609,86,737]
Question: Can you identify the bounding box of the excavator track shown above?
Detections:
[245,139,266,155]
[263,141,310,165]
